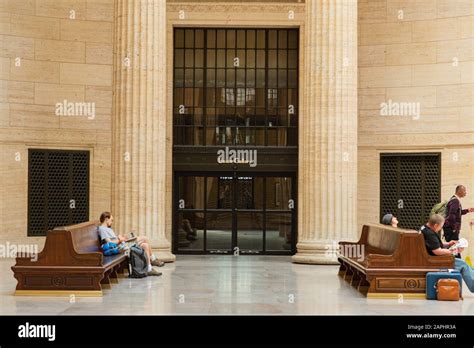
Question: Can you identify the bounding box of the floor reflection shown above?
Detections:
[1,256,473,315]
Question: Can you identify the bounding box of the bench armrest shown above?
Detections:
[366,253,394,267]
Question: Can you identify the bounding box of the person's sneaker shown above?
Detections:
[147,268,162,276]
[151,259,165,267]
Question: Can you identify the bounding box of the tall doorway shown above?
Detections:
[172,27,299,255]
[174,172,296,255]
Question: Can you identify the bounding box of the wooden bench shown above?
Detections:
[338,223,454,299]
[12,221,128,297]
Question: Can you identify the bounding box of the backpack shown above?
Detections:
[430,196,456,218]
[128,245,148,278]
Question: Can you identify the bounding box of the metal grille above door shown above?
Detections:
[28,149,90,236]
[380,153,441,230]
[173,28,299,147]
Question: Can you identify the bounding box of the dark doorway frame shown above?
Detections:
[172,27,300,255]
[172,171,297,255]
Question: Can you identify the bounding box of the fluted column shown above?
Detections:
[112,0,175,262]
[292,0,357,264]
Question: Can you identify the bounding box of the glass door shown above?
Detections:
[206,176,233,253]
[235,176,264,254]
[174,172,296,255]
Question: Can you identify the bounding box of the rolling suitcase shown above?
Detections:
[426,270,462,300]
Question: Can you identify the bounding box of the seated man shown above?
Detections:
[421,214,474,292]
[98,211,164,276]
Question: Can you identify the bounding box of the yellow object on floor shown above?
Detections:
[466,256,473,268]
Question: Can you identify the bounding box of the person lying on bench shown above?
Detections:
[381,213,398,228]
[421,214,474,292]
[98,212,165,275]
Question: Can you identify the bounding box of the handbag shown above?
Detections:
[436,278,461,301]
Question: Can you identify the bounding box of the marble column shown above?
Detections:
[292,0,358,264]
[112,0,175,262]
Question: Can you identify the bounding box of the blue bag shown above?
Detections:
[426,270,462,300]
[101,242,121,256]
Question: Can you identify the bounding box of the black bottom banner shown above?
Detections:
[0,315,472,347]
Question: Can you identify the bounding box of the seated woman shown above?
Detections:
[98,212,164,276]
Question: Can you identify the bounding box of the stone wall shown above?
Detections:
[0,0,115,247]
[1,0,472,260]
[357,0,474,257]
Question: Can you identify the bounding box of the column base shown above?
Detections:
[154,250,176,263]
[292,241,339,265]
[151,238,176,263]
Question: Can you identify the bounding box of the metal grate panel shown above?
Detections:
[380,154,440,230]
[28,149,90,236]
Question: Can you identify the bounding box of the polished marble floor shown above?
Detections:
[1,255,474,315]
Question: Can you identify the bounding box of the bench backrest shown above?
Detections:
[340,223,454,269]
[362,224,403,255]
[58,220,101,253]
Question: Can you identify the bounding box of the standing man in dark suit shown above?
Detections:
[443,185,474,257]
